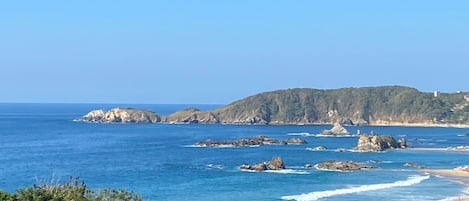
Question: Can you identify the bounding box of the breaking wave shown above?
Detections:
[281,175,430,201]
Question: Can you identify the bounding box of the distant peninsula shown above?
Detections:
[79,86,469,126]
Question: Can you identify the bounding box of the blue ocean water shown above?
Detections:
[0,103,468,201]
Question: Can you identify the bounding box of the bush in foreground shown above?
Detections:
[0,177,142,201]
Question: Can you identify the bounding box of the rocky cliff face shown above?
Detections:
[80,108,161,123]
[162,86,469,125]
[163,108,219,123]
[354,134,406,152]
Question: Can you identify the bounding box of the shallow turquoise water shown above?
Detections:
[0,103,468,200]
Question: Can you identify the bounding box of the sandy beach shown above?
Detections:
[422,168,469,184]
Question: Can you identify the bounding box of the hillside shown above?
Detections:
[166,86,469,125]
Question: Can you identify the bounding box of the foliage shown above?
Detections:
[211,86,469,124]
[0,177,142,201]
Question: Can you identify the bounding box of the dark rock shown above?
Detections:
[286,138,307,144]
[268,157,286,170]
[195,135,305,147]
[315,160,374,171]
[304,164,313,168]
[354,133,406,152]
[240,156,286,172]
[250,163,268,171]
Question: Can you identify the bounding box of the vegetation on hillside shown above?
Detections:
[184,86,468,125]
[0,177,142,201]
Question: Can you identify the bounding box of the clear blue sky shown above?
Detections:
[1,1,468,104]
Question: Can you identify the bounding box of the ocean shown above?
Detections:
[0,103,468,201]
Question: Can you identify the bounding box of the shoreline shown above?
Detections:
[422,168,469,184]
[405,148,469,152]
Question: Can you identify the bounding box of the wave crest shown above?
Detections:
[281,175,430,201]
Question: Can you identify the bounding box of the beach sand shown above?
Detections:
[422,168,469,184]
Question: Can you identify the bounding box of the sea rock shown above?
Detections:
[250,163,268,171]
[286,138,307,144]
[195,135,306,147]
[268,157,286,170]
[354,133,405,152]
[315,160,374,171]
[321,123,349,135]
[80,108,161,123]
[240,157,286,171]
[304,163,313,168]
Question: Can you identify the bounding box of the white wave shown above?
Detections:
[287,132,315,136]
[240,168,310,174]
[281,175,430,201]
[206,164,223,169]
[183,145,206,148]
[314,134,357,138]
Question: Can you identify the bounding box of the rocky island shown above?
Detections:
[194,135,306,147]
[79,108,161,123]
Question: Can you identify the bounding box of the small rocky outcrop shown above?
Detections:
[354,133,406,152]
[321,123,349,135]
[80,108,161,123]
[195,136,307,147]
[240,157,286,171]
[315,160,374,171]
[286,138,307,144]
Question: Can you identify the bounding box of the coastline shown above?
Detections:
[422,169,469,184]
[405,148,469,152]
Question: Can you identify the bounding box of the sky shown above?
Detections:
[0,1,468,104]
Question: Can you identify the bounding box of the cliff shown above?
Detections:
[80,108,161,123]
[165,86,469,125]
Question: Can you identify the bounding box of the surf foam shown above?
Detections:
[281,175,430,201]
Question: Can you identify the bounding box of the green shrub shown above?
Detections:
[1,177,142,201]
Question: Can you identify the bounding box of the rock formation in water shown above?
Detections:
[194,135,306,147]
[79,108,161,123]
[314,160,374,171]
[320,123,349,135]
[240,156,286,171]
[354,133,406,152]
